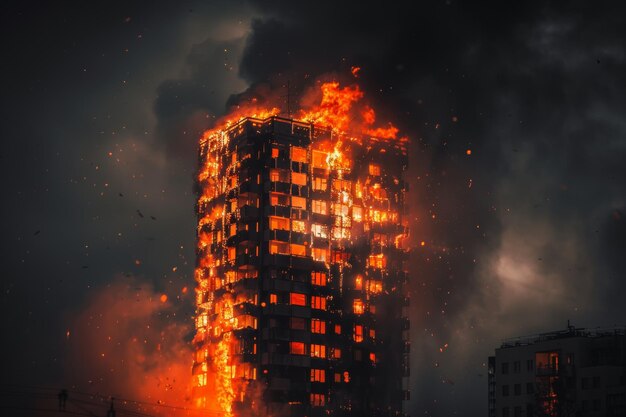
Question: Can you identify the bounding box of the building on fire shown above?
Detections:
[192,116,410,417]
[488,324,626,417]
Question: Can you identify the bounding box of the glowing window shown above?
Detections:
[310,369,326,383]
[312,248,329,263]
[290,244,306,256]
[270,169,289,182]
[291,219,306,233]
[369,164,381,176]
[310,393,326,407]
[312,176,328,191]
[353,299,364,315]
[311,344,326,358]
[370,352,376,362]
[312,150,328,168]
[368,254,386,269]
[352,206,362,222]
[269,216,290,231]
[312,200,328,215]
[334,324,341,334]
[290,342,306,355]
[311,319,326,334]
[354,325,364,342]
[369,329,376,339]
[334,373,341,383]
[269,294,277,304]
[290,293,307,306]
[366,280,383,294]
[272,147,279,158]
[343,371,350,383]
[292,172,307,186]
[196,373,207,387]
[291,196,306,210]
[291,146,307,163]
[311,224,328,238]
[270,192,289,206]
[333,348,342,359]
[227,247,236,261]
[333,204,349,217]
[355,275,363,290]
[332,179,351,192]
[311,296,327,310]
[269,240,289,255]
[311,271,327,286]
[290,317,306,330]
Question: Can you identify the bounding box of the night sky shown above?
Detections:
[2,1,625,416]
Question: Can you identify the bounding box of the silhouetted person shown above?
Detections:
[107,398,116,417]
[58,389,68,411]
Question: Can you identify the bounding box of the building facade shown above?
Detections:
[192,116,410,417]
[488,325,626,417]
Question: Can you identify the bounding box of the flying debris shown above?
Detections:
[34,230,41,235]
[136,209,144,218]
[150,216,157,220]
[118,192,124,197]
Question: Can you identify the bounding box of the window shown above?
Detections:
[269,216,290,231]
[513,361,521,373]
[311,319,326,334]
[527,382,534,394]
[292,172,307,186]
[502,407,509,417]
[270,169,289,182]
[333,348,342,359]
[310,369,326,382]
[310,393,325,407]
[369,329,376,339]
[366,280,382,294]
[269,293,277,304]
[312,176,327,191]
[334,373,341,383]
[290,317,306,330]
[354,325,364,342]
[334,324,341,334]
[290,342,306,355]
[593,376,601,388]
[290,293,307,306]
[271,147,279,158]
[502,385,509,397]
[291,219,306,233]
[527,359,534,371]
[311,296,327,310]
[312,150,328,168]
[369,164,381,176]
[311,223,328,238]
[228,247,236,261]
[311,344,326,358]
[368,254,386,269]
[311,271,327,286]
[514,384,521,395]
[501,362,509,375]
[291,146,307,163]
[291,196,306,210]
[290,244,306,256]
[312,200,328,215]
[312,247,329,262]
[269,192,289,206]
[269,240,289,255]
[369,352,376,362]
[355,275,363,290]
[514,406,521,417]
[343,371,350,383]
[352,206,362,222]
[353,299,364,314]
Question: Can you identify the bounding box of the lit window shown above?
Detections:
[272,147,279,158]
[370,352,376,362]
[311,344,326,358]
[270,192,289,206]
[343,371,350,383]
[291,146,307,163]
[311,319,326,334]
[228,247,236,261]
[312,247,329,262]
[355,275,363,290]
[333,348,342,359]
[269,240,289,255]
[311,296,327,310]
[269,294,277,304]
[311,271,327,286]
[196,373,207,387]
[310,369,326,382]
[311,224,328,238]
[290,317,306,330]
[291,196,307,210]
[353,299,364,315]
[290,342,306,355]
[312,200,328,215]
[354,325,364,342]
[291,219,306,233]
[269,216,290,231]
[334,324,341,334]
[290,293,307,306]
[368,254,386,269]
[292,172,307,186]
[310,393,326,407]
[334,373,341,383]
[369,329,376,339]
[352,206,362,222]
[312,176,328,191]
[312,150,328,168]
[290,243,306,256]
[366,280,382,294]
[369,164,381,176]
[270,169,289,182]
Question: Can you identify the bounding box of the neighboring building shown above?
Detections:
[488,325,626,417]
[192,116,410,417]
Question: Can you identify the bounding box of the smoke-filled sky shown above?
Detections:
[2,1,625,416]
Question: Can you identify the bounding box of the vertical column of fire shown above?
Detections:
[194,129,236,416]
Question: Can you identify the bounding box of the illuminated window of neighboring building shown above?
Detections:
[343,371,350,383]
[333,348,342,359]
[292,172,307,186]
[369,329,376,339]
[312,150,328,168]
[290,342,306,355]
[353,299,364,314]
[311,319,326,334]
[312,200,328,215]
[311,344,326,358]
[269,216,290,231]
[291,146,307,163]
[269,293,277,304]
[334,324,341,334]
[291,196,306,210]
[269,240,289,255]
[334,373,341,383]
[310,369,326,382]
[354,325,364,342]
[369,164,381,176]
[369,352,376,362]
[311,296,327,310]
[352,206,362,222]
[311,271,327,286]
[272,147,279,158]
[355,275,363,290]
[310,393,326,407]
[291,219,306,233]
[311,223,328,238]
[290,317,306,330]
[312,176,327,191]
[312,247,329,262]
[290,243,306,256]
[290,293,307,306]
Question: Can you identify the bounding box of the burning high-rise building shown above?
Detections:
[192,83,410,417]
